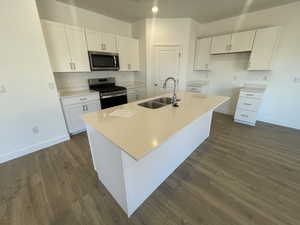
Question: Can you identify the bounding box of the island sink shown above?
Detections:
[138,97,172,109]
[81,92,229,217]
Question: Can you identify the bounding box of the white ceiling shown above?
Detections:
[58,0,300,23]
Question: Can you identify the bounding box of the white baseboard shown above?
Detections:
[0,135,70,164]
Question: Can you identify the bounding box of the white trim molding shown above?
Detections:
[0,135,70,164]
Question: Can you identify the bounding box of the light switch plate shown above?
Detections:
[0,85,7,94]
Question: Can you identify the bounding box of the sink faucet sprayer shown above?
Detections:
[163,77,179,107]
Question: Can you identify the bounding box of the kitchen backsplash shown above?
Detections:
[54,71,136,91]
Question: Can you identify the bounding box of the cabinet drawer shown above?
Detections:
[237,97,261,112]
[240,91,263,99]
[61,94,99,106]
[235,109,257,123]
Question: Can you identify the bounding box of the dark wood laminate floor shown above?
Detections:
[1,113,300,225]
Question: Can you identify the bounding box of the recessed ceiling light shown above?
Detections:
[152,6,159,14]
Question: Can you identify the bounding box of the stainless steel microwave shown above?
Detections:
[88,51,119,71]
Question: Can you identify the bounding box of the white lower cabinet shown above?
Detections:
[61,93,100,134]
[234,89,265,126]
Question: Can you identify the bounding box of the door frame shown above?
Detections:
[148,44,183,97]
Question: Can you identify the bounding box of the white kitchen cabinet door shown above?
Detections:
[85,29,102,52]
[86,29,117,53]
[64,104,86,133]
[248,27,280,70]
[86,101,101,112]
[102,33,117,53]
[230,30,256,53]
[118,36,140,71]
[194,37,212,70]
[42,21,72,72]
[65,25,90,72]
[211,34,231,54]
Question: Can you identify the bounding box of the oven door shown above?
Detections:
[100,94,128,109]
[89,51,119,71]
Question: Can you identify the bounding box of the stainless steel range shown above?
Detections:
[88,78,127,109]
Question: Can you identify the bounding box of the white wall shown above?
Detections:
[0,0,69,163]
[189,2,300,129]
[144,18,194,95]
[36,0,132,36]
[36,0,136,91]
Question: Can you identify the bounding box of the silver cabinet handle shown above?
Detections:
[80,97,87,101]
[128,64,131,70]
[86,105,89,111]
[244,103,252,106]
[246,94,254,97]
[82,105,85,111]
[69,63,73,70]
[241,114,249,118]
[73,63,76,70]
[101,93,126,99]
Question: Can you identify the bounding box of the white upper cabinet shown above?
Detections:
[42,21,72,72]
[42,20,90,72]
[248,27,280,70]
[211,34,232,54]
[118,36,140,71]
[85,29,102,52]
[65,25,90,72]
[102,33,117,53]
[230,30,256,53]
[194,37,212,70]
[85,29,117,53]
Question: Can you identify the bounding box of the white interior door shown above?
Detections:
[152,46,181,96]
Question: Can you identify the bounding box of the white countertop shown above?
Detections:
[81,92,229,160]
[59,89,98,98]
[240,87,266,94]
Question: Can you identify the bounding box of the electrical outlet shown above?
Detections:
[0,85,7,94]
[32,126,39,134]
[48,82,55,90]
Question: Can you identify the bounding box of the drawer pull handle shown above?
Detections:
[244,103,252,106]
[80,98,87,101]
[246,94,254,96]
[241,114,249,118]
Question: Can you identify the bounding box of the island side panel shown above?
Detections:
[86,125,129,214]
[121,110,213,216]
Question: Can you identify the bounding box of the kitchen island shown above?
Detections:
[81,92,229,217]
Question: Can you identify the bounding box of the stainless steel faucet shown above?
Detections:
[163,77,179,107]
